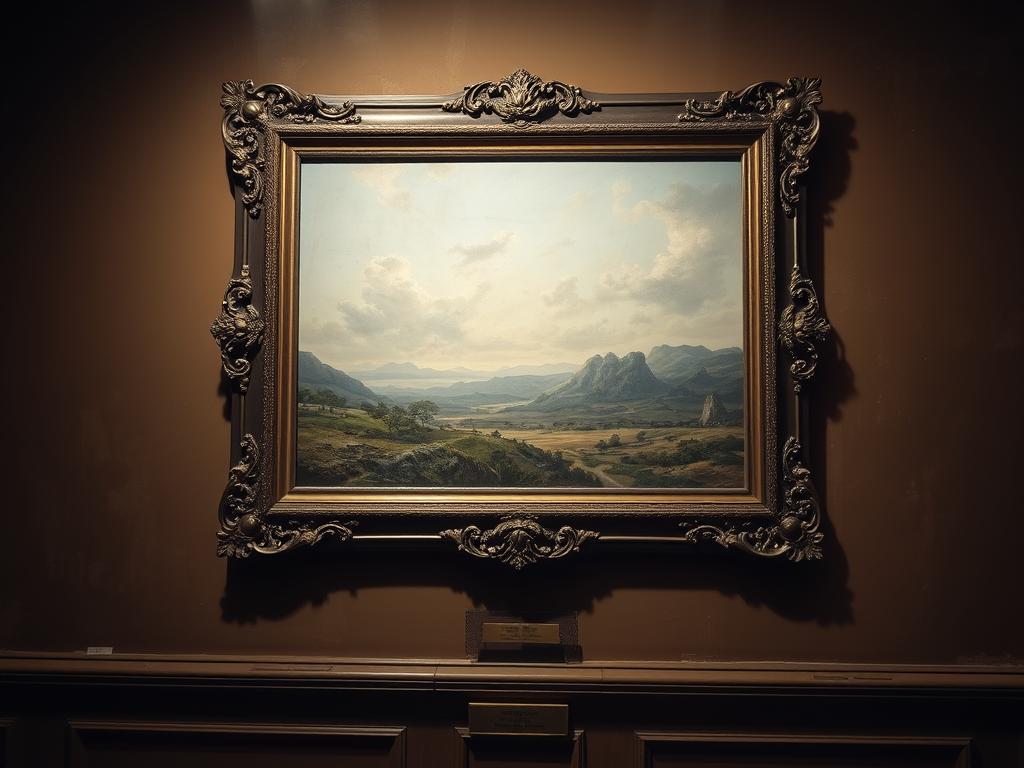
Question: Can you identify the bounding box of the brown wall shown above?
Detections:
[2,1,1021,665]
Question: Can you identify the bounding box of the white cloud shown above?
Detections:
[556,319,611,348]
[563,189,590,213]
[611,179,633,215]
[539,237,575,259]
[599,182,739,315]
[331,256,474,358]
[542,276,581,314]
[426,164,454,179]
[449,230,516,267]
[350,165,410,210]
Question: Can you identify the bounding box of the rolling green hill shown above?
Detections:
[296,407,600,487]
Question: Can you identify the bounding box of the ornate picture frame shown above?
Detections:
[213,70,829,568]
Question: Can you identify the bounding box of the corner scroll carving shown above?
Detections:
[221,80,361,218]
[678,77,821,216]
[210,265,264,393]
[680,437,823,561]
[217,434,357,558]
[779,262,831,392]
[440,515,599,569]
[443,69,600,126]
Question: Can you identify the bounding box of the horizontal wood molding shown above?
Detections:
[1,652,1022,696]
[633,732,972,768]
[67,721,408,767]
[69,721,408,737]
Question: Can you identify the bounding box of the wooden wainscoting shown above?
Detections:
[453,728,585,768]
[0,718,11,768]
[633,732,973,768]
[1,655,1021,767]
[66,721,407,768]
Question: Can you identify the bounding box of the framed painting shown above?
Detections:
[212,70,830,567]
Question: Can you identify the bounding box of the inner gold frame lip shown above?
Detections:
[272,135,770,511]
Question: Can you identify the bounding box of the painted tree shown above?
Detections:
[408,400,440,427]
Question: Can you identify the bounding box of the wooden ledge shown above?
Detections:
[1,652,1022,695]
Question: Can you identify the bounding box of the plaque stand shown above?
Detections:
[465,610,581,663]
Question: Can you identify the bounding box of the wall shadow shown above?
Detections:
[222,531,852,627]
[217,371,233,423]
[221,109,857,634]
[800,110,857,632]
[805,109,858,427]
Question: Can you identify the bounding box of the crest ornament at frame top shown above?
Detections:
[443,69,600,126]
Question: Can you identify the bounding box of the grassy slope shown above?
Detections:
[296,407,744,489]
[435,394,743,430]
[296,407,599,487]
[501,425,745,489]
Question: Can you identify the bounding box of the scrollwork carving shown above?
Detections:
[443,69,599,126]
[440,515,599,569]
[779,261,831,392]
[216,433,262,558]
[210,265,264,393]
[217,434,357,558]
[678,77,821,216]
[221,80,360,217]
[680,437,823,561]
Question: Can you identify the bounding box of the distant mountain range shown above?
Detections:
[379,372,571,403]
[299,343,743,415]
[647,344,742,380]
[351,360,577,382]
[298,352,573,410]
[349,361,484,380]
[492,362,579,377]
[646,343,743,402]
[298,351,385,405]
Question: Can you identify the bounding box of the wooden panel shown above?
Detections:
[454,727,584,768]
[67,721,406,768]
[0,718,9,768]
[633,733,972,768]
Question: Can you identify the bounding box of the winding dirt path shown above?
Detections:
[572,460,624,488]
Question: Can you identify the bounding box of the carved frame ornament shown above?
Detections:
[215,70,830,567]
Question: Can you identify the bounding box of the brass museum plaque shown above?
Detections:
[481,622,561,645]
[468,703,569,737]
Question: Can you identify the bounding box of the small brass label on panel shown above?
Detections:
[481,622,560,645]
[468,703,569,736]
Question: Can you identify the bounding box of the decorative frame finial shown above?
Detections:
[443,69,600,127]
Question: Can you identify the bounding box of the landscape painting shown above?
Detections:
[296,159,745,490]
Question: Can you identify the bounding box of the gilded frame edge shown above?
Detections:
[212,70,829,567]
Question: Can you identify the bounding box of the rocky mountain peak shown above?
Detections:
[526,350,670,409]
[699,391,729,427]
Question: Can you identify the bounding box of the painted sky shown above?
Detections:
[299,159,742,372]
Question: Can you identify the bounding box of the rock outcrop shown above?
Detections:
[699,391,729,427]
